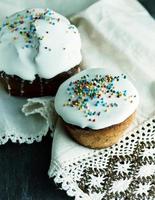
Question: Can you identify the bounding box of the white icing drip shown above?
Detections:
[0,8,81,81]
[20,80,24,96]
[55,68,139,130]
[40,78,43,96]
[4,76,11,95]
[7,83,11,95]
[7,84,11,90]
[77,67,81,73]
[0,72,4,78]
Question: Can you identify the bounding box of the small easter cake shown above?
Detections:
[55,68,139,149]
[0,8,81,97]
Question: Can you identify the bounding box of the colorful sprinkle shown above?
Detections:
[0,8,77,50]
[63,73,134,122]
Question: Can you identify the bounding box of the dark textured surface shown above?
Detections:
[140,0,155,17]
[0,1,154,200]
[0,135,73,200]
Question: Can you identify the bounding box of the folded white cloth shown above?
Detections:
[48,0,155,199]
[49,116,155,200]
[0,83,54,144]
[0,0,97,19]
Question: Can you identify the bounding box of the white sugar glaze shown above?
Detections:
[55,68,139,130]
[0,8,81,80]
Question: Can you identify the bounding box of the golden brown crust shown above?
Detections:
[64,112,136,149]
[0,65,80,97]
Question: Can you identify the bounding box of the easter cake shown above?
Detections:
[0,8,81,97]
[55,68,139,149]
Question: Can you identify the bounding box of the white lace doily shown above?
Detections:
[49,114,155,200]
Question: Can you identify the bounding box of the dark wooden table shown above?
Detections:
[0,1,154,199]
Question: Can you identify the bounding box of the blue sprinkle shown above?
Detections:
[69,82,72,86]
[123,90,127,96]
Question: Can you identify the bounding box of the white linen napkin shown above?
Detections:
[48,0,155,199]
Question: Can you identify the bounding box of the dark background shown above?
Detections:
[0,0,154,199]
